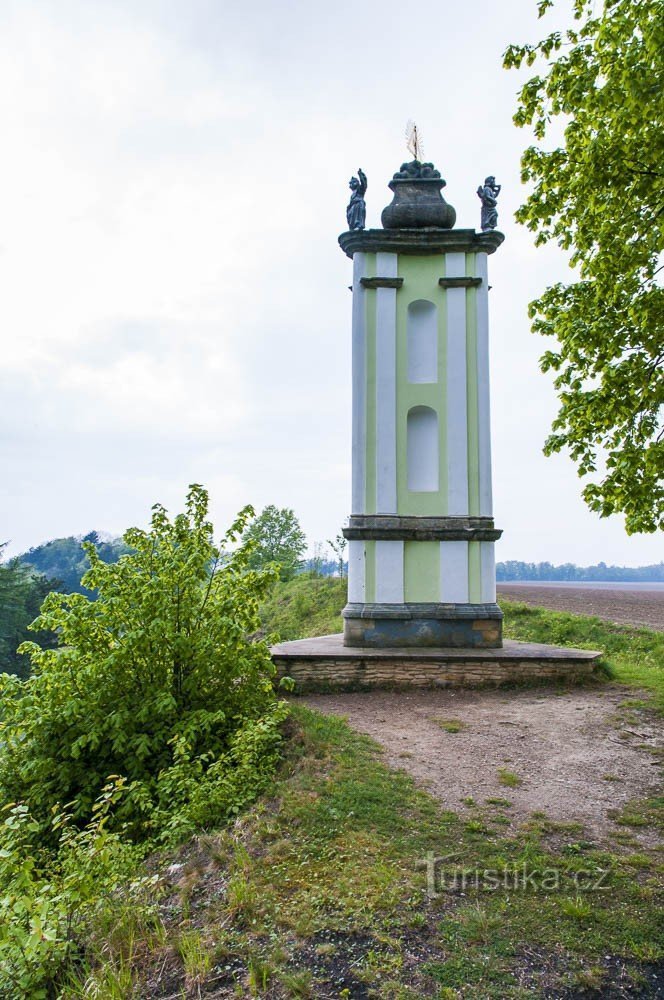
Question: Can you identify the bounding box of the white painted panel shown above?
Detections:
[351,252,367,513]
[375,255,397,513]
[446,252,468,514]
[347,540,366,603]
[407,300,438,383]
[375,540,404,603]
[440,540,469,603]
[407,406,439,492]
[480,541,496,603]
[376,252,398,278]
[476,252,493,516]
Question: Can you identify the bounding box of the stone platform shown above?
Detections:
[271,634,602,692]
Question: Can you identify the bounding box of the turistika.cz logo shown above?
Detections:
[422,852,610,898]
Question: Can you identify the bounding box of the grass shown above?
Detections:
[259,573,346,641]
[66,704,663,997]
[498,768,523,788]
[500,599,664,710]
[435,718,465,733]
[61,579,663,996]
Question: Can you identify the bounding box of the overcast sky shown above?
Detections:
[1,0,660,567]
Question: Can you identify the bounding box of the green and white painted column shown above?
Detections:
[340,162,504,648]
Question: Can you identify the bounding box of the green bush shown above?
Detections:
[0,485,287,845]
[0,779,151,998]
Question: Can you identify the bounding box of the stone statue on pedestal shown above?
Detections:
[346,169,367,231]
[477,176,501,231]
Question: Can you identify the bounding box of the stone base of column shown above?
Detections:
[271,634,601,692]
[342,602,503,649]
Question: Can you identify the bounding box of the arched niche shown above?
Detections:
[407,299,437,383]
[407,405,439,492]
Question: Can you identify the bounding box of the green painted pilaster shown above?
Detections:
[364,540,376,603]
[395,254,448,516]
[404,541,440,602]
[468,540,482,602]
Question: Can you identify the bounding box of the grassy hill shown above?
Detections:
[259,573,346,640]
[6,572,662,997]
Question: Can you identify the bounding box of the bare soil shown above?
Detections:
[303,685,663,841]
[497,584,664,631]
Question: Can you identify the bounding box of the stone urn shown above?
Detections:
[381,162,456,230]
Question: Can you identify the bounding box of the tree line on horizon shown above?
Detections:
[496,560,664,583]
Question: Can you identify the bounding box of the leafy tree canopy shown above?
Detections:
[242,505,307,581]
[504,0,664,533]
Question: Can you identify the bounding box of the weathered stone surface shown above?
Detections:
[341,602,504,648]
[339,227,504,259]
[271,634,602,692]
[343,515,502,542]
[359,277,404,289]
[343,608,503,649]
[438,276,482,288]
[381,177,456,230]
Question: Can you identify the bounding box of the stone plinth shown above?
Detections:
[342,602,502,648]
[271,634,601,692]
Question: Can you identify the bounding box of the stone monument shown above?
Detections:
[340,159,503,649]
[271,152,600,689]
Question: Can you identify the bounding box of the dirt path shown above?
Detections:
[303,686,662,841]
[497,584,664,631]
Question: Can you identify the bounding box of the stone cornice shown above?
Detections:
[359,277,404,289]
[438,276,482,288]
[343,515,502,542]
[338,227,504,259]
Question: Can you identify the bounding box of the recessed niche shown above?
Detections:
[407,405,439,492]
[407,299,437,383]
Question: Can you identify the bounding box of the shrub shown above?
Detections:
[0,485,287,845]
[0,779,151,998]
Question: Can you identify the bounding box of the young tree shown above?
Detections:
[0,486,286,844]
[310,541,326,578]
[327,533,348,578]
[242,505,307,581]
[504,0,663,533]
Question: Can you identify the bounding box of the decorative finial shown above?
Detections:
[346,168,367,231]
[477,176,501,231]
[405,120,424,162]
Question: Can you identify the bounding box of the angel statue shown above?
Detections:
[346,168,367,231]
[476,176,501,231]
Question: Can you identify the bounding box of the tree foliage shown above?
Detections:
[0,486,287,845]
[0,546,59,678]
[19,532,130,596]
[242,505,307,581]
[327,532,348,578]
[504,0,664,533]
[0,780,149,998]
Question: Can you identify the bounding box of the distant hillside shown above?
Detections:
[19,532,130,595]
[496,560,664,583]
